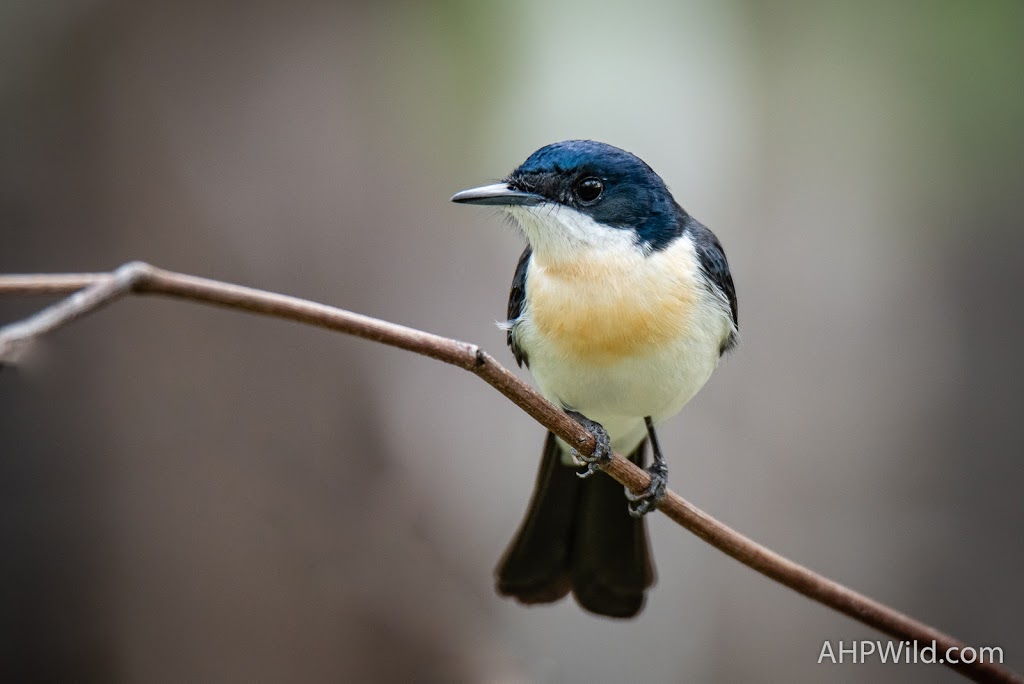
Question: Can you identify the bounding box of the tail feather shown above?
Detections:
[571,441,655,618]
[494,432,655,618]
[495,433,578,603]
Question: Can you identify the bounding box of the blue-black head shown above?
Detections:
[452,140,689,252]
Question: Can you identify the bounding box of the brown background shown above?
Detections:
[2,1,1022,682]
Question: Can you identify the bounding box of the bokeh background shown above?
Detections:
[2,1,1022,682]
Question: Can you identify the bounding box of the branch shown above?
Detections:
[0,262,1018,684]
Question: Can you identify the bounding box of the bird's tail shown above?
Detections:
[494,432,656,618]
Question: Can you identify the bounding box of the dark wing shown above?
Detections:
[506,245,532,367]
[690,222,738,354]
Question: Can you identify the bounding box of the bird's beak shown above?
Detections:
[450,183,544,206]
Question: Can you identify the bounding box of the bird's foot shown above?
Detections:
[566,410,612,479]
[624,459,668,517]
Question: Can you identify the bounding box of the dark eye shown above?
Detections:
[574,177,604,204]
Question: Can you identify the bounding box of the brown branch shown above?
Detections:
[0,262,1018,684]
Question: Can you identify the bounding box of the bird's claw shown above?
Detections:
[624,460,668,517]
[566,410,612,479]
[576,458,605,479]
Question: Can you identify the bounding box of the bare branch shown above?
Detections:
[0,263,1018,684]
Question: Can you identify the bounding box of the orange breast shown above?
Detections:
[527,247,698,365]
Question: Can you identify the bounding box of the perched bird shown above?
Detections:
[452,140,737,618]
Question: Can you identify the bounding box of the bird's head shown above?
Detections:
[452,140,687,261]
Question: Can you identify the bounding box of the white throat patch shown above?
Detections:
[506,204,647,263]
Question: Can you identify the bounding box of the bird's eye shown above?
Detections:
[574,177,604,204]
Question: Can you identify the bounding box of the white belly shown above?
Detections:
[524,332,721,455]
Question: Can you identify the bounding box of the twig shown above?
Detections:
[0,262,1018,684]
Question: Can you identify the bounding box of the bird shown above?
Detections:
[451,140,737,619]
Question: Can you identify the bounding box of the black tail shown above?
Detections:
[495,432,656,618]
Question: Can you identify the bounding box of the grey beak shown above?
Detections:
[450,182,544,206]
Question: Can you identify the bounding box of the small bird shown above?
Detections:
[452,140,737,618]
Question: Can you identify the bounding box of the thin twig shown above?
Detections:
[0,262,1018,684]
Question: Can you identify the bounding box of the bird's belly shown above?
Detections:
[526,335,718,422]
[514,239,730,452]
[519,307,722,453]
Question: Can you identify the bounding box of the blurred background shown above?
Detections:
[1,1,1022,682]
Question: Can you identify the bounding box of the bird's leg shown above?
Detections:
[565,410,613,479]
[624,416,669,517]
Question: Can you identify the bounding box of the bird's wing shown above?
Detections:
[506,245,532,367]
[692,226,738,353]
